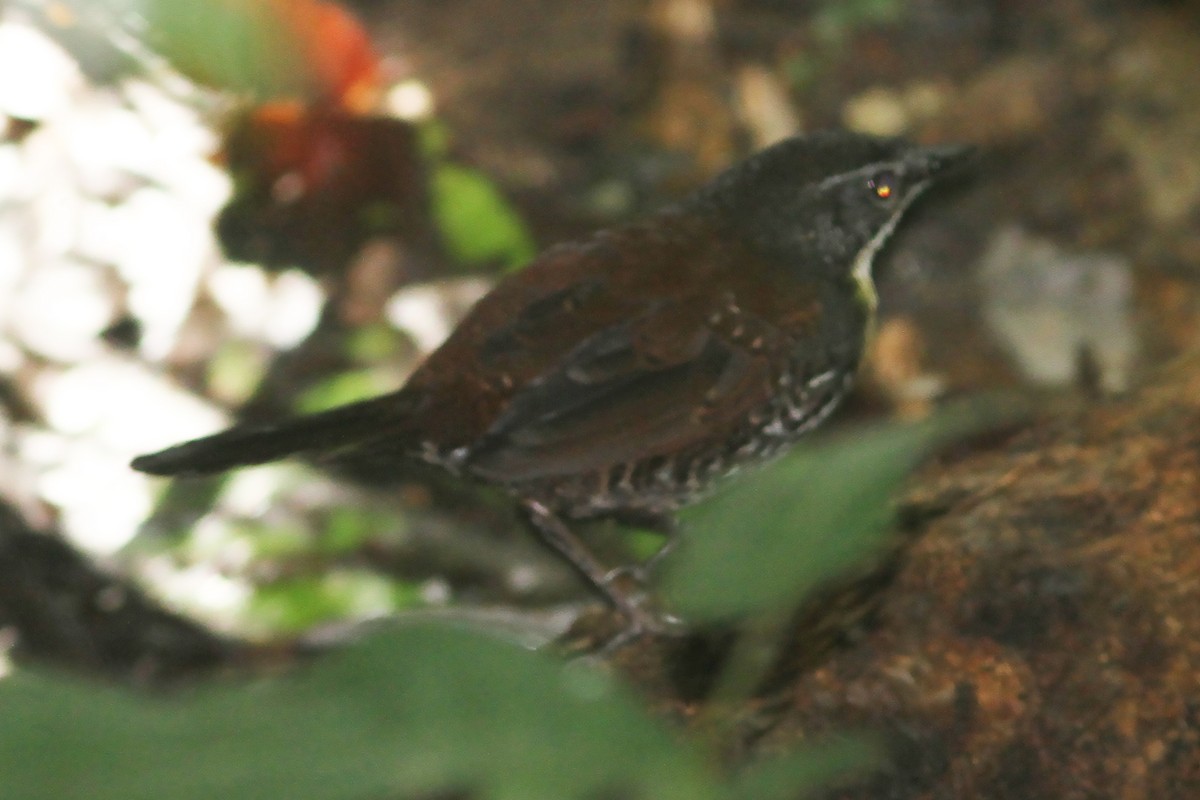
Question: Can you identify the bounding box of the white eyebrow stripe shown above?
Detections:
[817,163,896,191]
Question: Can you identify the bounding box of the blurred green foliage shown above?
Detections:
[319,507,395,555]
[288,324,413,412]
[432,163,538,270]
[248,571,413,632]
[664,411,968,620]
[812,0,904,45]
[122,0,311,100]
[787,0,906,90]
[206,340,271,405]
[417,119,537,271]
[0,624,873,800]
[347,322,409,363]
[295,369,388,414]
[0,403,1017,798]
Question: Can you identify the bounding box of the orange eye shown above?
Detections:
[867,171,898,204]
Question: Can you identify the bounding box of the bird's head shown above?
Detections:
[696,131,972,288]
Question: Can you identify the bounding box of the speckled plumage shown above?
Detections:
[134,131,970,628]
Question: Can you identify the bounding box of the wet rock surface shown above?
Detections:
[757,356,1200,798]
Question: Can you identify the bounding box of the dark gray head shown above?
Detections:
[693,131,972,280]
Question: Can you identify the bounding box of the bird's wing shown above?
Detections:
[464,295,778,483]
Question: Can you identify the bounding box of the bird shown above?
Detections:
[133,131,971,632]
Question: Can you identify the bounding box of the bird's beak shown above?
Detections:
[916,143,976,179]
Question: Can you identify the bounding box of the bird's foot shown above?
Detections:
[595,607,687,655]
[601,562,650,590]
[596,524,688,642]
[521,500,685,643]
[598,568,687,642]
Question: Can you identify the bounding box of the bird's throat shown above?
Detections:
[849,189,927,323]
[851,261,879,317]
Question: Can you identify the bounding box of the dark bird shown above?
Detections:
[134,131,971,631]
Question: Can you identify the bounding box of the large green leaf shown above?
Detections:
[125,0,311,99]
[663,401,1011,620]
[0,624,718,800]
[726,736,882,800]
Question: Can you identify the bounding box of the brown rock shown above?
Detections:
[767,354,1200,798]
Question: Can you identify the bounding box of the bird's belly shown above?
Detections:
[525,357,859,520]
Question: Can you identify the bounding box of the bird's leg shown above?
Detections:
[521,500,666,634]
[603,510,680,586]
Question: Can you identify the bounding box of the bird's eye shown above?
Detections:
[867,171,899,204]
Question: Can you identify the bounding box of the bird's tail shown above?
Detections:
[131,392,420,477]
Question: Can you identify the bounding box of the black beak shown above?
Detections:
[915,143,977,179]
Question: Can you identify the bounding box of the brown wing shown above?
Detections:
[404,213,824,471]
[463,296,774,483]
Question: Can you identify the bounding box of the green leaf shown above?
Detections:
[319,507,396,555]
[726,735,883,800]
[0,625,719,800]
[431,163,536,270]
[127,0,312,99]
[347,321,407,363]
[231,518,311,559]
[296,369,388,413]
[206,339,268,405]
[663,401,1012,620]
[812,0,904,45]
[248,571,401,632]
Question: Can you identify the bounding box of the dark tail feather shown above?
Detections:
[131,393,418,477]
